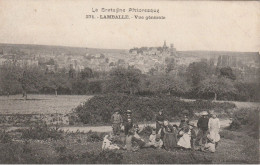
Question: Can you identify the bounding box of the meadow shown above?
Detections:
[0,94,92,114]
[0,94,259,163]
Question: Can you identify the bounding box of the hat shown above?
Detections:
[209,110,215,114]
[188,123,195,127]
[201,111,208,116]
[159,109,164,112]
[183,110,189,114]
[114,107,120,112]
[127,110,132,113]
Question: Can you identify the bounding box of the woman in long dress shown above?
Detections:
[161,120,178,151]
[208,113,220,147]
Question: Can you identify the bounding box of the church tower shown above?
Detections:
[163,40,167,50]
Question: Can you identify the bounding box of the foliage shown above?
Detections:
[141,75,191,96]
[198,76,237,100]
[219,66,236,80]
[57,149,123,164]
[86,130,106,142]
[21,122,63,140]
[0,130,12,143]
[96,150,123,164]
[103,67,142,95]
[0,64,22,95]
[75,94,236,124]
[186,61,213,87]
[229,108,259,138]
[0,142,55,163]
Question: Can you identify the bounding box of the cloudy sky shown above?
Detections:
[0,0,259,51]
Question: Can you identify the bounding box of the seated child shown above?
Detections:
[177,123,192,149]
[148,129,163,149]
[204,134,216,153]
[124,127,151,151]
[102,133,120,150]
[189,123,198,150]
[162,120,178,151]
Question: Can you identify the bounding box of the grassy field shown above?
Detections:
[0,94,92,114]
[1,127,258,164]
[0,94,259,163]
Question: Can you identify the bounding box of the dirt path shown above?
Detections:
[60,119,231,133]
[180,98,260,109]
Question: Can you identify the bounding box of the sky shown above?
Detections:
[0,0,259,51]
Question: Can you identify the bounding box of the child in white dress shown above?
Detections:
[102,133,120,150]
[208,113,220,148]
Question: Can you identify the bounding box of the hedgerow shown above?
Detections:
[75,94,236,124]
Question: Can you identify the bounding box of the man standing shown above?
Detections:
[195,111,209,150]
[111,108,123,136]
[156,109,165,134]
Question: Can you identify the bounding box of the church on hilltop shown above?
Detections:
[129,40,177,57]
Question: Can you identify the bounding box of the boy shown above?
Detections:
[111,109,123,135]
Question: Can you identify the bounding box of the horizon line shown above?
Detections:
[0,42,259,53]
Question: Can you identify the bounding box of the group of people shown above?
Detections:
[103,108,220,153]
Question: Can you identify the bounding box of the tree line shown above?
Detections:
[0,61,259,101]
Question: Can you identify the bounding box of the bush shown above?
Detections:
[0,130,12,143]
[57,150,123,164]
[220,130,236,140]
[75,94,236,124]
[0,142,54,163]
[21,122,63,140]
[96,150,123,164]
[86,130,105,142]
[229,108,259,138]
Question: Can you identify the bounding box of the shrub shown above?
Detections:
[0,130,12,143]
[21,122,63,140]
[86,130,105,142]
[0,142,54,164]
[229,108,259,138]
[96,150,123,164]
[75,94,236,124]
[220,130,236,140]
[57,150,123,164]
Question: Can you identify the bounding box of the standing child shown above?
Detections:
[111,108,123,136]
[156,110,165,134]
[208,112,220,148]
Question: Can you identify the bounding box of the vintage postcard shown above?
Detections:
[0,0,259,164]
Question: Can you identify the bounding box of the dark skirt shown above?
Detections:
[163,132,178,151]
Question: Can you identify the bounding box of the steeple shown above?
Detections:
[163,40,167,49]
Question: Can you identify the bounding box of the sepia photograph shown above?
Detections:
[0,0,259,164]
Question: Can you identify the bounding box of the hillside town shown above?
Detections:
[0,42,259,82]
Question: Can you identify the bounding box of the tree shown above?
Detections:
[18,67,44,99]
[219,67,236,80]
[104,67,142,95]
[198,76,237,101]
[165,57,175,73]
[186,61,212,87]
[44,71,69,96]
[80,67,93,79]
[147,75,191,96]
[0,64,22,95]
